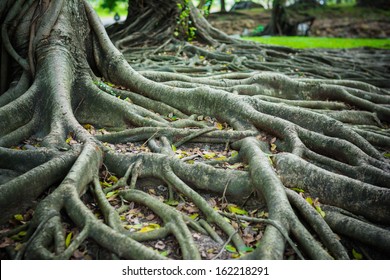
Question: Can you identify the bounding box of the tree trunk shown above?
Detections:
[262,0,316,36]
[220,0,226,12]
[261,0,290,35]
[106,0,232,51]
[1,0,390,260]
[356,0,390,9]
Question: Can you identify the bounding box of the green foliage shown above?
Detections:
[352,248,363,260]
[175,0,197,41]
[99,0,127,11]
[88,0,127,16]
[200,0,213,16]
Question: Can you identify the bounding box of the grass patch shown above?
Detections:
[243,36,390,49]
[91,1,128,17]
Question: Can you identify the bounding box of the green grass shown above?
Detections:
[243,36,390,49]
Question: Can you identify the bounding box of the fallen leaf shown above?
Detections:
[83,124,93,130]
[124,224,143,230]
[291,187,305,193]
[72,249,85,260]
[100,181,112,188]
[105,190,118,199]
[139,223,160,233]
[145,214,155,221]
[165,199,179,206]
[108,175,118,183]
[65,136,73,144]
[315,205,326,218]
[225,244,237,253]
[231,221,239,230]
[189,213,199,220]
[65,232,73,248]
[208,198,217,207]
[242,234,255,245]
[155,241,166,250]
[14,214,24,222]
[159,250,170,257]
[203,152,216,159]
[215,156,227,161]
[184,204,199,214]
[0,237,14,248]
[227,204,248,215]
[352,248,363,260]
[193,233,201,240]
[215,122,223,130]
[306,197,313,205]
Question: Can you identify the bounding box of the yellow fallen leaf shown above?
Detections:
[189,213,199,220]
[105,190,118,199]
[14,214,24,221]
[215,156,227,161]
[139,223,161,233]
[306,197,313,205]
[83,124,93,130]
[352,248,363,260]
[227,204,248,215]
[65,232,72,248]
[203,153,216,159]
[231,150,238,157]
[108,175,118,183]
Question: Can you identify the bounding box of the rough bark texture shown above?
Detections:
[0,0,389,260]
[261,0,315,36]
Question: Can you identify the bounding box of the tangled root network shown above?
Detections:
[0,0,389,260]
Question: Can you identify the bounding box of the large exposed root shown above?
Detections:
[0,0,389,260]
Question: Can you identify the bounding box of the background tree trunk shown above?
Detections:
[356,0,390,9]
[220,0,226,12]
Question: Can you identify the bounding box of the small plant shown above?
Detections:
[175,0,197,41]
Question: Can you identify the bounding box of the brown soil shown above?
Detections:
[208,9,390,38]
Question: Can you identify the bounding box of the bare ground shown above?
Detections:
[208,8,390,38]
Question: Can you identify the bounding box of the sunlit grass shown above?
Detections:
[243,36,390,49]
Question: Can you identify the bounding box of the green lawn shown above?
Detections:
[243,36,390,49]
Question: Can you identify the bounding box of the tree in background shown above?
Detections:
[197,0,226,14]
[356,0,390,9]
[1,0,390,260]
[260,0,316,36]
[105,0,234,50]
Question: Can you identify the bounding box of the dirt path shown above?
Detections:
[208,8,390,38]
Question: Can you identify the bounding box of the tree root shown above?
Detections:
[1,0,389,260]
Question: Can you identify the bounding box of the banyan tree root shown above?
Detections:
[0,0,389,260]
